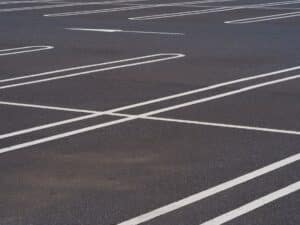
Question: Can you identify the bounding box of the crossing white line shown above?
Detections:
[226,11,300,24]
[66,28,185,36]
[0,46,53,56]
[200,181,300,225]
[0,53,185,89]
[2,67,300,154]
[3,98,300,141]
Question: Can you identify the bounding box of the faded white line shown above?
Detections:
[0,53,185,89]
[129,0,300,20]
[0,0,60,5]
[66,28,184,36]
[0,0,148,12]
[129,7,237,20]
[200,181,300,225]
[44,0,237,17]
[0,45,53,56]
[226,11,300,24]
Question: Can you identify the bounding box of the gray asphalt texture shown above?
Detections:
[0,0,299,225]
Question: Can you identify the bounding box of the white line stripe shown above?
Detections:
[200,181,300,225]
[138,73,300,117]
[0,54,182,83]
[128,0,300,20]
[0,101,98,114]
[2,99,300,141]
[141,116,300,136]
[0,0,60,5]
[43,0,237,17]
[66,28,185,36]
[2,69,300,154]
[0,53,184,89]
[129,7,237,20]
[1,64,300,147]
[0,0,149,12]
[226,11,300,24]
[0,46,53,56]
[117,155,300,225]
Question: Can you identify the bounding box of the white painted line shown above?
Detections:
[226,11,300,24]
[128,0,300,20]
[44,4,170,17]
[0,64,300,144]
[66,28,185,36]
[0,45,53,56]
[0,101,100,140]
[0,0,149,12]
[117,155,300,225]
[129,7,237,20]
[140,116,300,136]
[138,73,300,117]
[0,0,60,5]
[0,100,98,114]
[0,53,185,89]
[2,68,300,154]
[3,97,300,141]
[200,181,300,225]
[43,0,237,17]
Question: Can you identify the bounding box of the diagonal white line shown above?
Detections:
[200,181,300,225]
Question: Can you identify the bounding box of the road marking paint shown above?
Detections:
[0,100,98,114]
[66,27,184,35]
[128,0,300,20]
[0,0,148,12]
[0,46,53,56]
[117,155,300,225]
[1,64,300,145]
[3,98,300,141]
[0,53,185,89]
[43,0,237,17]
[129,7,237,20]
[200,181,300,225]
[2,68,300,154]
[226,11,300,24]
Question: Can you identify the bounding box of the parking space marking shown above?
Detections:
[0,46,53,56]
[2,95,300,143]
[117,154,300,225]
[66,27,185,35]
[0,53,185,89]
[0,0,148,12]
[2,64,300,154]
[200,181,300,225]
[226,11,300,24]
